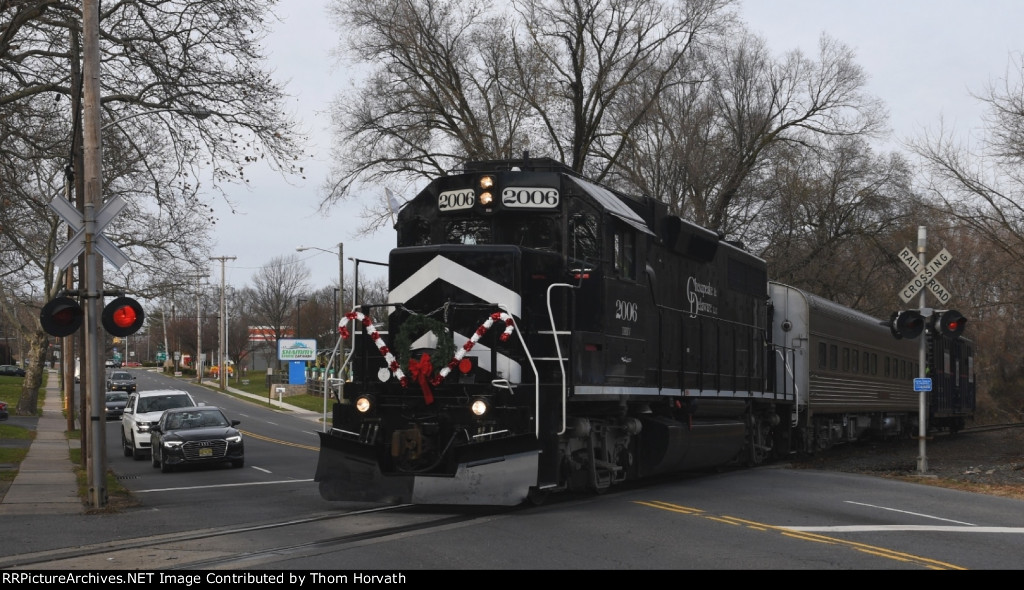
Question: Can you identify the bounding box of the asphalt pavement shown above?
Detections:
[0,369,319,515]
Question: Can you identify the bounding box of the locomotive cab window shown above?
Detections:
[613,225,636,280]
[446,218,492,245]
[569,212,599,261]
[510,216,558,251]
[400,217,433,247]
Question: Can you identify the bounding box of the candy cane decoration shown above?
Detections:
[431,312,514,385]
[340,310,515,388]
[339,310,409,386]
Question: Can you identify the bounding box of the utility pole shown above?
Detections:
[195,274,206,385]
[82,0,106,509]
[211,256,236,391]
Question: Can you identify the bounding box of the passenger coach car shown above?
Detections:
[121,389,197,459]
[149,406,244,472]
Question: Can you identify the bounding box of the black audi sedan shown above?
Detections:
[149,406,244,472]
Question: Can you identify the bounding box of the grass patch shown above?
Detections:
[70,445,139,511]
[0,448,28,464]
[0,423,34,440]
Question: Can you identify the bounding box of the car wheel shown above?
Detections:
[160,450,173,473]
[122,430,133,457]
[131,435,146,461]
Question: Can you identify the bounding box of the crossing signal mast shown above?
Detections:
[889,226,970,474]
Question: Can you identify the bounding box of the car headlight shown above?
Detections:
[137,423,151,433]
[226,434,242,443]
[163,440,182,448]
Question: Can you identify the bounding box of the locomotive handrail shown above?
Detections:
[546,283,576,437]
[772,345,802,427]
[494,303,542,438]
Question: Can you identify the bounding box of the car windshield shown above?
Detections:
[106,392,129,402]
[137,394,192,413]
[164,409,229,430]
[111,373,131,380]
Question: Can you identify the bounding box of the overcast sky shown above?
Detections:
[203,0,1024,293]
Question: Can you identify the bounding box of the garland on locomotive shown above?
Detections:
[314,156,974,506]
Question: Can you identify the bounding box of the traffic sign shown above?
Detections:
[898,247,952,304]
[50,195,130,270]
[913,377,932,392]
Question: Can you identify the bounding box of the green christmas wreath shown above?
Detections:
[394,313,456,374]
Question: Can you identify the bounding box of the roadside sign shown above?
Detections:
[50,194,130,270]
[899,247,952,304]
[913,377,932,392]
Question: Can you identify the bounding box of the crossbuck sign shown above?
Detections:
[898,247,952,305]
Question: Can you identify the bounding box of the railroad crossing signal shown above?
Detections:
[49,194,130,270]
[40,296,145,338]
[898,247,952,305]
[888,309,924,339]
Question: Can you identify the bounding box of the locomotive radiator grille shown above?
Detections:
[182,439,228,459]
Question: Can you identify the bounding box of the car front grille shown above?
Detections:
[182,439,228,460]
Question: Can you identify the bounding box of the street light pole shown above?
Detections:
[211,256,236,391]
[295,243,345,428]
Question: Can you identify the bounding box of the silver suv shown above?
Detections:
[121,389,198,460]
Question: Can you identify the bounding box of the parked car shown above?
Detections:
[150,406,244,472]
[104,391,130,420]
[0,400,8,420]
[0,365,26,377]
[105,371,137,393]
[121,389,198,459]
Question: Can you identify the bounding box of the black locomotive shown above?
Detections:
[314,157,975,505]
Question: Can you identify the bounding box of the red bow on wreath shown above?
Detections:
[407,353,435,405]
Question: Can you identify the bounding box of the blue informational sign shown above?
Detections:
[289,360,307,385]
[913,377,932,392]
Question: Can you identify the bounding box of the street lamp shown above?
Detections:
[296,243,345,431]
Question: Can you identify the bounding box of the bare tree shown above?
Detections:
[908,52,1024,414]
[610,30,888,237]
[247,255,311,367]
[0,0,305,412]
[321,0,736,232]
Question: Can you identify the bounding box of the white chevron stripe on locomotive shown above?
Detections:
[387,255,522,315]
[390,255,524,383]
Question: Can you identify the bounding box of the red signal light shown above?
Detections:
[40,296,84,337]
[102,297,145,337]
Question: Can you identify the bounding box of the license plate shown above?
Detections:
[199,448,212,457]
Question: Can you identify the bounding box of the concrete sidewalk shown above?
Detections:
[0,371,323,516]
[0,374,82,515]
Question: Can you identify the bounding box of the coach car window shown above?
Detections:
[818,343,827,368]
[829,344,838,370]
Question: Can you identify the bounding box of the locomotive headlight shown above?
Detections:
[355,395,375,414]
[478,175,495,206]
[470,397,490,417]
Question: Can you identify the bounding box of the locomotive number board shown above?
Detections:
[438,187,560,211]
